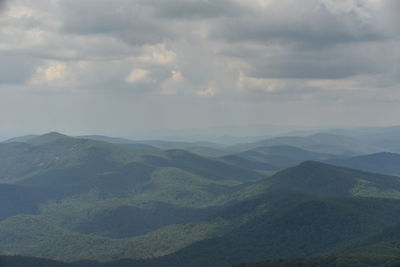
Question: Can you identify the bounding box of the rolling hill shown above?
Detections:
[0,133,266,261]
[260,161,400,198]
[3,159,400,264]
[222,145,338,171]
[146,194,400,267]
[327,152,400,176]
[0,133,261,191]
[227,133,376,156]
[117,162,400,267]
[2,132,400,266]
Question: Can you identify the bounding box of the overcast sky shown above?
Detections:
[0,0,399,138]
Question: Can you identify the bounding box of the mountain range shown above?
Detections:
[1,131,400,266]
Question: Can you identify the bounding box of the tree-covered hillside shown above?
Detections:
[2,133,400,266]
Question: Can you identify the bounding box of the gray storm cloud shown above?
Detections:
[213,2,381,46]
[58,0,173,45]
[0,53,40,84]
[0,0,6,10]
[142,0,244,19]
[0,0,399,137]
[385,0,400,33]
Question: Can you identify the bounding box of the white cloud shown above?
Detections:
[135,44,177,66]
[171,70,183,82]
[31,61,68,85]
[125,68,150,83]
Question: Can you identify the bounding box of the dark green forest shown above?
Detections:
[1,132,400,267]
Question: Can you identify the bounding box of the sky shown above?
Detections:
[0,0,399,138]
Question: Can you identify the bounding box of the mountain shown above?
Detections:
[126,162,400,267]
[327,152,400,176]
[2,132,400,266]
[116,143,160,151]
[25,132,70,146]
[2,135,38,144]
[107,162,400,267]
[221,155,277,171]
[0,133,261,192]
[144,149,263,182]
[320,125,400,154]
[2,133,224,156]
[0,184,43,221]
[82,137,226,157]
[137,140,219,150]
[230,241,400,267]
[216,161,400,203]
[223,145,338,171]
[0,133,266,261]
[2,239,400,267]
[149,194,400,267]
[327,125,400,138]
[79,136,161,152]
[78,135,136,144]
[0,256,72,267]
[259,161,400,198]
[227,133,376,156]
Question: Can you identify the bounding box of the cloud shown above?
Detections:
[195,86,217,97]
[135,44,177,66]
[58,0,173,45]
[0,0,399,135]
[0,52,40,84]
[0,0,6,10]
[374,0,400,36]
[142,0,245,19]
[213,0,397,82]
[159,70,186,95]
[225,42,384,80]
[213,0,382,47]
[125,68,150,83]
